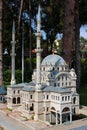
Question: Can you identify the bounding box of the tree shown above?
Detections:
[74,0,81,89]
[0,0,3,86]
[62,0,75,68]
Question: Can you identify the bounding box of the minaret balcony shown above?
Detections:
[35,48,43,53]
[35,32,41,37]
[10,53,16,56]
[11,41,16,44]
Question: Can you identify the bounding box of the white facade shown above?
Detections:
[7,54,79,124]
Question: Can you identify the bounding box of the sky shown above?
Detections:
[80,25,87,39]
[41,25,87,40]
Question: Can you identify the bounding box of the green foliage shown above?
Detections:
[3,69,33,88]
[81,68,87,85]
[24,69,33,83]
[3,69,11,86]
[81,58,87,85]
[3,69,22,85]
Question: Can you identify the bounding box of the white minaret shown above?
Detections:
[10,20,16,85]
[35,5,43,90]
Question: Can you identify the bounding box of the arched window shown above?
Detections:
[53,67,55,70]
[30,103,34,111]
[51,107,56,111]
[73,97,76,104]
[43,67,45,71]
[62,107,70,112]
[18,90,20,94]
[0,96,2,101]
[13,97,16,104]
[17,97,20,104]
[13,90,15,94]
[54,83,56,87]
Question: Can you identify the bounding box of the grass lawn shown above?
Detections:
[78,84,87,106]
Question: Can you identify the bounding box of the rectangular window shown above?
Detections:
[54,83,56,87]
[68,96,70,100]
[47,95,49,99]
[65,96,67,101]
[62,96,64,101]
[30,95,32,99]
[47,107,49,111]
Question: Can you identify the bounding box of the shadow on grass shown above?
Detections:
[72,114,87,121]
[78,84,87,106]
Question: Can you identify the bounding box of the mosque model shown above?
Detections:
[7,6,79,125]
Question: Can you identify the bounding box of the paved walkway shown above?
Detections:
[0,104,49,130]
[0,111,31,130]
[0,104,87,130]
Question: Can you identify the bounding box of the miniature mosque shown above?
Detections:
[7,6,79,124]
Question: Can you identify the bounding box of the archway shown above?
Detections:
[13,97,16,104]
[50,107,56,124]
[62,107,71,123]
[62,107,70,112]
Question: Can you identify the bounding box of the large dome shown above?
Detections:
[41,54,66,66]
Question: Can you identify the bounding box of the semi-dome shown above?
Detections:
[41,54,66,66]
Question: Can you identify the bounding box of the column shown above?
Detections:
[56,112,58,125]
[60,113,62,124]
[50,112,52,123]
[70,112,72,123]
[11,20,16,85]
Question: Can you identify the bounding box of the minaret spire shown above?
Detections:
[35,5,43,90]
[10,20,16,85]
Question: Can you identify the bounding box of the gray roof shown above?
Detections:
[72,92,79,96]
[22,82,36,92]
[8,82,70,94]
[41,54,65,67]
[0,86,7,95]
[42,86,71,93]
[23,86,35,92]
[8,83,27,88]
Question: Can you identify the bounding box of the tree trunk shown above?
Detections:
[0,0,3,86]
[74,0,81,89]
[29,0,32,70]
[63,0,75,68]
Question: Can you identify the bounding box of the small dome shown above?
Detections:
[41,54,66,67]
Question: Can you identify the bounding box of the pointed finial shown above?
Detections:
[37,5,41,21]
[12,20,15,41]
[37,5,41,32]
